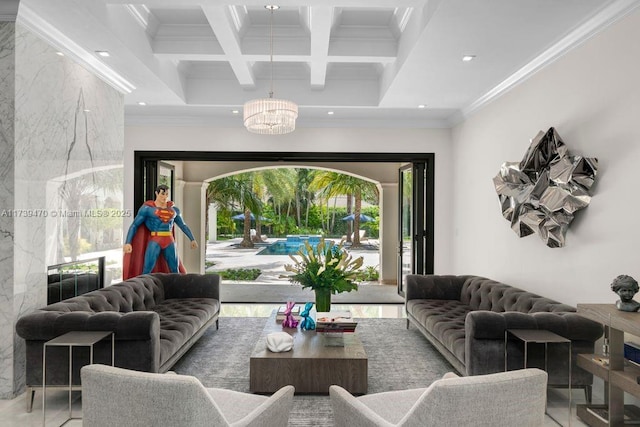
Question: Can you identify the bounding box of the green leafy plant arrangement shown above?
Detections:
[283,238,363,311]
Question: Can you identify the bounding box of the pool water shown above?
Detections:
[257,235,333,256]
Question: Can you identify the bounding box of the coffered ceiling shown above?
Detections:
[18,0,638,127]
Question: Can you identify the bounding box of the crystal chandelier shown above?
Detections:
[244,5,298,135]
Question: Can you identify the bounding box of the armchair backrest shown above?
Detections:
[82,364,228,426]
[407,368,547,426]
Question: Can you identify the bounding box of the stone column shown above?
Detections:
[379,183,398,285]
[208,203,217,242]
[180,182,204,274]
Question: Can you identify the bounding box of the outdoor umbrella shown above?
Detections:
[342,213,374,222]
[231,213,267,221]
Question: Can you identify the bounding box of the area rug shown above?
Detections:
[172,317,454,426]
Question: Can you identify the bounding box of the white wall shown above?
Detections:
[124,126,454,274]
[450,9,640,307]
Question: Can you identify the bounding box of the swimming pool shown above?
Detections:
[257,235,333,256]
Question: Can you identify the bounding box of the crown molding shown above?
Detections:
[456,0,640,126]
[17,3,135,94]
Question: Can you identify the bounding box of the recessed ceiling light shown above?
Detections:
[231,109,240,114]
[83,109,91,113]
[95,51,110,57]
[56,52,64,57]
[265,5,280,10]
[462,55,476,62]
[418,104,426,109]
[327,111,334,115]
[137,101,147,106]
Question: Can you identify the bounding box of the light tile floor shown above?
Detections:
[1,304,595,427]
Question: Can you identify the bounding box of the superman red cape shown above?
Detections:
[122,201,187,280]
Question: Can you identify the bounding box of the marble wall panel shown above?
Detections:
[0,22,16,400]
[0,23,124,398]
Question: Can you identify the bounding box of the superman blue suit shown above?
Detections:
[123,200,196,279]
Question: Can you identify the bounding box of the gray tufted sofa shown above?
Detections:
[16,272,220,411]
[405,275,603,397]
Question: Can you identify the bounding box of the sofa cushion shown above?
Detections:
[156,298,220,366]
[406,299,470,365]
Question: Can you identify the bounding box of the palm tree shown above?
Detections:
[207,173,262,248]
[310,171,378,247]
[295,169,315,228]
[252,168,296,242]
[264,168,297,234]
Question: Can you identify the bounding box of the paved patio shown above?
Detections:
[205,237,381,285]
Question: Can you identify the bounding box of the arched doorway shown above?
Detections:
[133,151,434,302]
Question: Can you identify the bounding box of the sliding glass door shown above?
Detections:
[398,162,433,296]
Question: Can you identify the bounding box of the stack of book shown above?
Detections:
[315,311,357,332]
[275,305,301,323]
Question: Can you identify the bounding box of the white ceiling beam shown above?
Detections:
[201,5,255,88]
[124,4,159,36]
[308,6,332,89]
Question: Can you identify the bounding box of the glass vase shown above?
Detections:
[314,288,331,312]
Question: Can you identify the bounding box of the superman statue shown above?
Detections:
[123,184,198,279]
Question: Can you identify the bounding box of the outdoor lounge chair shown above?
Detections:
[341,229,368,242]
[250,228,268,242]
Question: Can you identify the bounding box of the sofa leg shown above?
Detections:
[406,319,409,329]
[216,319,219,330]
[25,387,35,413]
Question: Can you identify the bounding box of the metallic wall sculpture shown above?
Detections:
[493,127,597,248]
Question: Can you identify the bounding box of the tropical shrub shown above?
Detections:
[214,268,262,281]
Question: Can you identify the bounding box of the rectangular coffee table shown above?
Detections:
[250,312,368,394]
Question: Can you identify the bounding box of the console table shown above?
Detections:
[576,304,640,426]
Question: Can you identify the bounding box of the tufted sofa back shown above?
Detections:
[42,274,165,314]
[460,276,575,313]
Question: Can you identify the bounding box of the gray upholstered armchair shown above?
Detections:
[81,364,294,427]
[330,368,547,427]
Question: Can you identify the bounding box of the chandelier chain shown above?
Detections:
[269,6,274,98]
